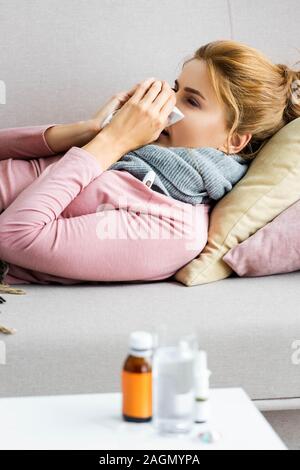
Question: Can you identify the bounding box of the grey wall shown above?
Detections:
[0,0,299,127]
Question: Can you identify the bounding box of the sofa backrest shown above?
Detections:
[0,0,299,127]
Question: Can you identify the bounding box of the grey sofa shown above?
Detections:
[0,0,299,450]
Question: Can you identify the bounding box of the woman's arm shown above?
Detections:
[44,119,101,153]
[0,120,100,161]
[0,146,104,278]
[0,124,58,160]
[0,135,126,279]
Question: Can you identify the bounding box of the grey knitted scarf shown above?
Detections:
[108,144,249,205]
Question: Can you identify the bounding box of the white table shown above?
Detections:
[0,387,286,450]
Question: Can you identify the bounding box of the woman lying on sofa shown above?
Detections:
[0,39,299,288]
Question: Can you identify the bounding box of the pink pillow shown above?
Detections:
[223,198,300,277]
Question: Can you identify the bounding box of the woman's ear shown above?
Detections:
[228,132,252,154]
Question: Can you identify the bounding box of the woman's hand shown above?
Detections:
[90,82,141,131]
[45,82,143,153]
[100,77,176,154]
[81,78,176,171]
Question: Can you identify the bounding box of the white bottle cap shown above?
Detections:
[129,331,153,357]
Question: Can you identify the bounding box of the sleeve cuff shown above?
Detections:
[41,124,58,154]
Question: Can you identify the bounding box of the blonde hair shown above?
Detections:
[183,39,300,161]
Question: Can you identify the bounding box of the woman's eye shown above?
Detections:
[171,86,199,108]
[187,98,199,107]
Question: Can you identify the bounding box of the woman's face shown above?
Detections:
[152,58,230,152]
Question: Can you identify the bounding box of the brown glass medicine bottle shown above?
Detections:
[122,331,153,422]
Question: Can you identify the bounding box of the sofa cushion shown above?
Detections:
[223,197,300,276]
[174,117,300,286]
[0,275,300,401]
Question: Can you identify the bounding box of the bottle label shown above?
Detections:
[122,371,152,418]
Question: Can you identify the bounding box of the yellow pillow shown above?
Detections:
[174,117,300,286]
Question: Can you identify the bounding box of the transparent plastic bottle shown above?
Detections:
[122,331,153,422]
[152,333,198,434]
